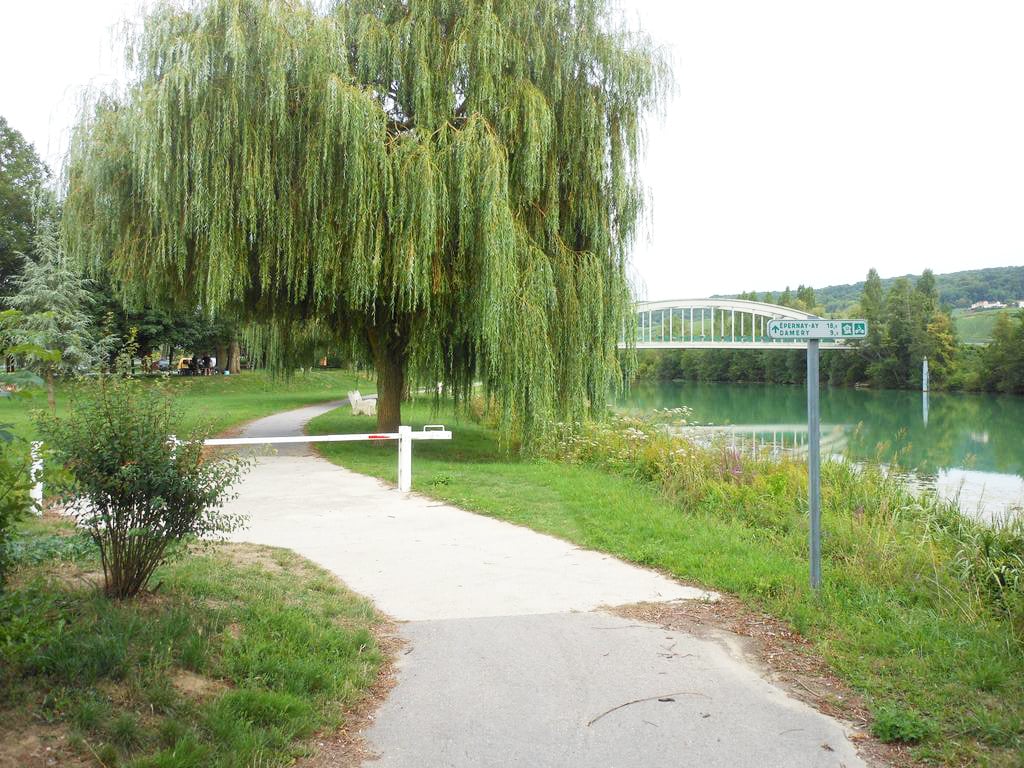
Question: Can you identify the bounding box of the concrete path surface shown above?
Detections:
[224,403,868,768]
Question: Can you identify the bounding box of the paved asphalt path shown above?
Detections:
[223,402,868,768]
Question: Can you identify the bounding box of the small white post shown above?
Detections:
[397,426,412,492]
[30,441,43,515]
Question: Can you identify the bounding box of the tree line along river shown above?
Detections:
[620,380,1024,523]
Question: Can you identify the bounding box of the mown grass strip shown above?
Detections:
[0,368,375,440]
[310,400,1023,767]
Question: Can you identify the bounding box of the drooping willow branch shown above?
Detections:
[64,0,670,438]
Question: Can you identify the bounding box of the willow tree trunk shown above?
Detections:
[227,339,241,374]
[368,324,408,433]
[216,344,228,373]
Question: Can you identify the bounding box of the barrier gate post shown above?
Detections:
[397,426,412,492]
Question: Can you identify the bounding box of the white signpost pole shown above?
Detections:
[766,318,868,591]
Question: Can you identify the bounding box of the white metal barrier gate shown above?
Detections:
[28,425,452,512]
[203,425,452,493]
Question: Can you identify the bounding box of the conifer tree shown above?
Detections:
[9,201,109,408]
[64,0,669,434]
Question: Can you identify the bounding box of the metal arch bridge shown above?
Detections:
[622,298,846,350]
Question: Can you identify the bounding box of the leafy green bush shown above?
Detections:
[36,374,248,598]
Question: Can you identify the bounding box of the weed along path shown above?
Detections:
[223,404,869,768]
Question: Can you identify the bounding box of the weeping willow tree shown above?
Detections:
[65,0,668,435]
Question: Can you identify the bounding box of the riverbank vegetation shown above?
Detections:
[0,519,384,766]
[637,268,1024,394]
[311,399,1024,766]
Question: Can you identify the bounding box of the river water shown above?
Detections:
[620,381,1024,523]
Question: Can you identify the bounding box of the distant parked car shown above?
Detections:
[156,357,171,371]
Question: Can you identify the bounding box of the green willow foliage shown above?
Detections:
[64,0,668,435]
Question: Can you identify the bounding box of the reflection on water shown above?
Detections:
[621,381,1024,521]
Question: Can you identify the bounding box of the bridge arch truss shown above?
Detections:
[627,299,845,350]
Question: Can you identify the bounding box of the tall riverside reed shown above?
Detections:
[539,414,1024,636]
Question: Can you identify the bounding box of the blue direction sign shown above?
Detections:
[767,319,868,340]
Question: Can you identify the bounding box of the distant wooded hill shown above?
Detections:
[717,265,1024,313]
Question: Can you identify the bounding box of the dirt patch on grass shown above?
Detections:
[94,679,133,708]
[220,542,285,573]
[609,597,918,768]
[171,669,228,700]
[213,422,247,440]
[296,617,404,768]
[41,562,104,593]
[5,553,101,594]
[0,722,90,768]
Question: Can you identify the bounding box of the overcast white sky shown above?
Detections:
[2,1,1022,299]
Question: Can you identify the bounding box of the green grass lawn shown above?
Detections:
[954,308,1017,344]
[0,517,384,767]
[309,399,1024,767]
[0,369,375,440]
